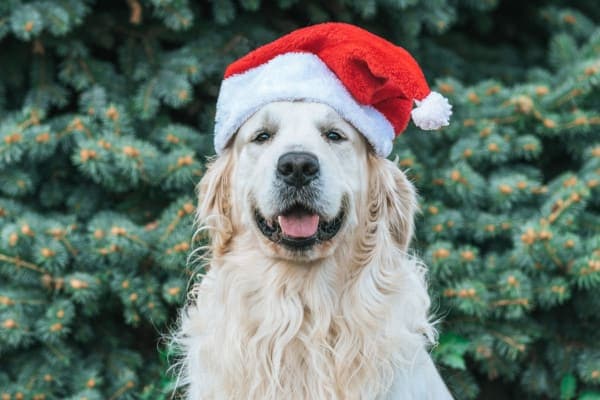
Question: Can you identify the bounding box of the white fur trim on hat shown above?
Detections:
[411,91,452,130]
[214,53,395,157]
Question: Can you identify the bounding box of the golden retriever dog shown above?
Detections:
[175,101,453,399]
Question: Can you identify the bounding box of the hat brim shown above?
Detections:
[214,52,395,157]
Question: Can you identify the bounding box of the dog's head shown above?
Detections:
[197,101,416,262]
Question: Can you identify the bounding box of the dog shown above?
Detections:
[175,101,453,399]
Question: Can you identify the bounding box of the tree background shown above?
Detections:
[0,0,598,399]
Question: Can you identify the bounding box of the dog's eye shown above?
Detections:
[252,132,272,143]
[325,130,344,142]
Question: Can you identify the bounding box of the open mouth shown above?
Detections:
[255,203,345,250]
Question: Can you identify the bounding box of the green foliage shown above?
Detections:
[0,0,598,399]
[407,16,600,397]
[433,333,470,370]
[562,374,578,400]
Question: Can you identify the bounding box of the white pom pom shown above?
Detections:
[411,91,452,130]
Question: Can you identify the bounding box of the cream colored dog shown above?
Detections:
[176,101,453,399]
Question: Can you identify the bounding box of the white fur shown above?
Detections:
[175,102,453,399]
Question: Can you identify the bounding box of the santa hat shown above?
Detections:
[214,22,452,157]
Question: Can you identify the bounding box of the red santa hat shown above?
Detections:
[214,22,452,157]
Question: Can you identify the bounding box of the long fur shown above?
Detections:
[174,151,437,399]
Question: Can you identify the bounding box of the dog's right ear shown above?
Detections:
[366,155,417,252]
[196,151,234,256]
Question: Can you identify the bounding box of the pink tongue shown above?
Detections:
[278,214,319,238]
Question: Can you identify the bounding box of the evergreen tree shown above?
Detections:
[0,1,598,399]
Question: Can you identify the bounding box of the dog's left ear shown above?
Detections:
[196,150,235,257]
[368,156,417,251]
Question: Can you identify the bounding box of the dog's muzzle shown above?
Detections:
[254,151,345,250]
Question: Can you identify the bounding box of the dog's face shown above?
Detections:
[229,101,369,261]
[198,101,416,263]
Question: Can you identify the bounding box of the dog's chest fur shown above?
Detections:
[178,243,433,400]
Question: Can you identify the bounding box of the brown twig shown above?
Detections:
[126,0,143,24]
[0,253,47,274]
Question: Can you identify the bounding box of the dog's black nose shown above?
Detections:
[277,152,320,187]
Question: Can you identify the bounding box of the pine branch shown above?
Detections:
[0,253,46,274]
